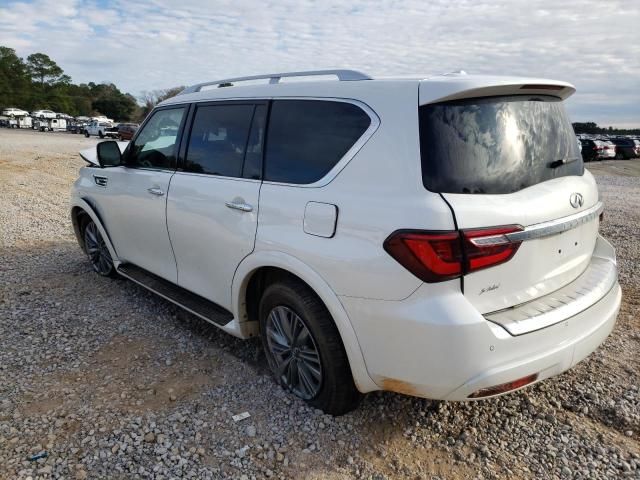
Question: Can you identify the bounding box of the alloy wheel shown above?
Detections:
[84,221,113,276]
[265,305,323,400]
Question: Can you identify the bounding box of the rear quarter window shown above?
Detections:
[420,95,583,194]
[264,100,371,184]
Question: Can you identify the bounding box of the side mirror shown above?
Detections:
[96,141,122,168]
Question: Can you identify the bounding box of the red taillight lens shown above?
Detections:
[384,225,523,283]
[383,231,463,282]
[463,226,523,272]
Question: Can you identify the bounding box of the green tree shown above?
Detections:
[0,47,29,108]
[91,83,137,120]
[25,53,65,86]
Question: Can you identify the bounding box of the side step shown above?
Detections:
[117,263,234,327]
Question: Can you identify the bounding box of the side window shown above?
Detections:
[264,100,371,184]
[127,107,185,169]
[184,104,255,177]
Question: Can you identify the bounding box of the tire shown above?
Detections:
[615,152,623,160]
[259,278,362,415]
[81,217,116,277]
[98,131,104,139]
[84,131,90,138]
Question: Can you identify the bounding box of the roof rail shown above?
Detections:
[179,69,372,95]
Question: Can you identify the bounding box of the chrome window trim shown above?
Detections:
[178,96,380,188]
[260,96,380,188]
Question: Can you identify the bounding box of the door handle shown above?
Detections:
[147,187,165,196]
[225,201,253,212]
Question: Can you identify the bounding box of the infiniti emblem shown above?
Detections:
[570,192,584,209]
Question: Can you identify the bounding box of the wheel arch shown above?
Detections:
[232,251,378,393]
[70,198,119,264]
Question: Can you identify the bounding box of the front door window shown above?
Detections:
[127,107,186,169]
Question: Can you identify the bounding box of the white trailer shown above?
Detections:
[7,115,32,129]
[34,118,67,132]
[16,116,33,129]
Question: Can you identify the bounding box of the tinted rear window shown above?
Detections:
[185,104,255,177]
[419,96,583,194]
[264,100,371,184]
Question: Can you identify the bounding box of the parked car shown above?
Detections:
[84,120,118,138]
[92,115,114,124]
[68,122,87,134]
[580,139,601,161]
[580,139,616,161]
[117,123,139,141]
[31,109,57,119]
[71,70,620,414]
[609,137,639,159]
[2,107,29,117]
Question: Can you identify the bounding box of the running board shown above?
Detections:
[117,263,234,326]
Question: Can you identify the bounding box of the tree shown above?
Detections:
[91,83,137,120]
[25,53,64,86]
[0,47,29,108]
[0,46,153,120]
[138,86,184,120]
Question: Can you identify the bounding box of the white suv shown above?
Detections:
[71,70,621,415]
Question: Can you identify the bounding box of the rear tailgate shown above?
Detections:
[418,91,602,315]
[443,174,600,313]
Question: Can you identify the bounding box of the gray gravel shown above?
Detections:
[0,129,638,479]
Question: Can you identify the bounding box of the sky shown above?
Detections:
[1,0,639,127]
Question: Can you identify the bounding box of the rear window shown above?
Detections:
[419,95,583,194]
[264,100,371,184]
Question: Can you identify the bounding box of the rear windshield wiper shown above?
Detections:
[549,157,580,169]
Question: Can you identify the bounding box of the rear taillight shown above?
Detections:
[383,231,463,282]
[384,226,523,283]
[463,226,524,272]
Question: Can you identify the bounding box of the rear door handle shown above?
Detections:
[225,201,253,212]
[147,187,165,196]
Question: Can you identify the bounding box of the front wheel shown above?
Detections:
[82,219,116,277]
[259,278,362,415]
[84,131,90,138]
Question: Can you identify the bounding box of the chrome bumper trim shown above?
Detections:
[506,202,604,243]
[485,252,617,336]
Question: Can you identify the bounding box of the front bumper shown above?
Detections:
[340,236,621,400]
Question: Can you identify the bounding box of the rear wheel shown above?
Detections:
[615,152,623,160]
[259,278,362,415]
[82,218,115,277]
[98,130,104,138]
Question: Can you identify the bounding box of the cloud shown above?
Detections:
[0,0,638,126]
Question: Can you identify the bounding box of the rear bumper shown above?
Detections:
[340,237,621,400]
[445,282,620,400]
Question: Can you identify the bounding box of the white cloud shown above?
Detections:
[0,0,638,126]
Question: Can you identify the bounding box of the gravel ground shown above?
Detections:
[0,128,638,479]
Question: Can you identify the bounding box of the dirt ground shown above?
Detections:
[0,128,638,479]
